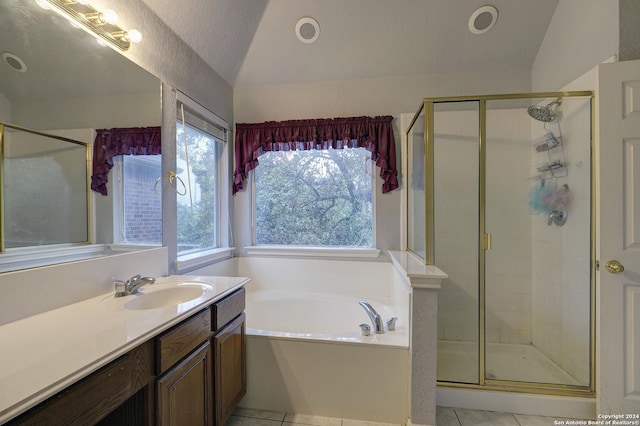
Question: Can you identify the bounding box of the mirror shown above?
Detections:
[0,0,161,269]
[1,123,89,249]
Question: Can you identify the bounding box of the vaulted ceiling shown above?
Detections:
[140,0,559,87]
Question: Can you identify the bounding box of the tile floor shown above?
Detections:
[227,407,581,426]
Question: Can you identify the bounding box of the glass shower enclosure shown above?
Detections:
[406,92,595,394]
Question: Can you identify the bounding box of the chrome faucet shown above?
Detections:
[114,274,156,297]
[359,300,386,334]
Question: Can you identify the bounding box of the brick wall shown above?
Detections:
[123,156,162,244]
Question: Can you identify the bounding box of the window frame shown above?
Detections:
[167,91,232,273]
[249,148,380,258]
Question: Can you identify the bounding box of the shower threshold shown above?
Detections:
[437,340,582,386]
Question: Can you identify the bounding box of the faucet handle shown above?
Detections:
[359,323,371,336]
[114,280,126,297]
[127,274,142,284]
[387,317,398,331]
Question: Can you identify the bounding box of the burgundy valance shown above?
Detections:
[91,126,161,196]
[233,116,398,194]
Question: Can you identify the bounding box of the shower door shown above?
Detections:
[484,96,592,388]
[419,92,595,393]
[431,101,481,384]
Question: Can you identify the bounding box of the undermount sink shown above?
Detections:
[123,281,213,310]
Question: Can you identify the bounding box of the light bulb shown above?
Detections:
[77,0,91,4]
[101,9,118,25]
[127,29,142,43]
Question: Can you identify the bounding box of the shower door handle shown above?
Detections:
[605,260,624,274]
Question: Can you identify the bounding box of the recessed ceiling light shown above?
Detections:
[2,52,27,73]
[295,17,320,44]
[469,5,498,35]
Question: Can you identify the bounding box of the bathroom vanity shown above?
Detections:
[0,276,248,426]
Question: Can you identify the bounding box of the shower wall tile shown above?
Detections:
[461,326,478,342]
[486,327,500,343]
[484,109,533,345]
[530,96,592,386]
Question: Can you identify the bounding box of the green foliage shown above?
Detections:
[176,124,218,253]
[255,148,373,247]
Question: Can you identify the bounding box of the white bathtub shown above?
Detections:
[246,289,409,346]
[203,256,411,424]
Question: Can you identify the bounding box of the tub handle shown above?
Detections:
[359,323,371,336]
[387,317,398,331]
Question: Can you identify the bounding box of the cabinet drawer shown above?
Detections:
[156,308,211,375]
[212,288,245,331]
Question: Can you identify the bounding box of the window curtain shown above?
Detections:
[233,115,398,194]
[91,126,161,196]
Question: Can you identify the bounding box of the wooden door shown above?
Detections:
[213,314,246,425]
[156,341,213,426]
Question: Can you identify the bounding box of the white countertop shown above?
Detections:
[0,275,249,424]
[387,250,447,289]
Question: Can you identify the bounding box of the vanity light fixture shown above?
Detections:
[43,0,142,51]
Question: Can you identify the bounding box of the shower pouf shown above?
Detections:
[528,184,570,214]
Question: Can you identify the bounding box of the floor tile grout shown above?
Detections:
[230,406,569,426]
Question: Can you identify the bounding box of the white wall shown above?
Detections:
[531,0,619,91]
[90,0,233,123]
[619,0,640,60]
[233,70,531,254]
[0,91,11,123]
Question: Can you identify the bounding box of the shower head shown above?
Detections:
[527,98,562,122]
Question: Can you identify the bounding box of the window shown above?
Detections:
[172,93,230,270]
[254,147,374,247]
[175,116,222,255]
[113,155,162,245]
[112,92,231,272]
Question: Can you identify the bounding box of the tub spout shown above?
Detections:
[359,300,385,334]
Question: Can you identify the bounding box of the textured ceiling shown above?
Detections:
[1,0,560,104]
[142,0,559,87]
[139,0,268,87]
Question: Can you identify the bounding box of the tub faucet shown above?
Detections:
[114,274,156,297]
[359,300,385,334]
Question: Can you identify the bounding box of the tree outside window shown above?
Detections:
[254,147,373,247]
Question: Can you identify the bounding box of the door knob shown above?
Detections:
[605,260,625,274]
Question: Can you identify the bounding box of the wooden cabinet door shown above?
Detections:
[213,313,246,425]
[156,341,213,426]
